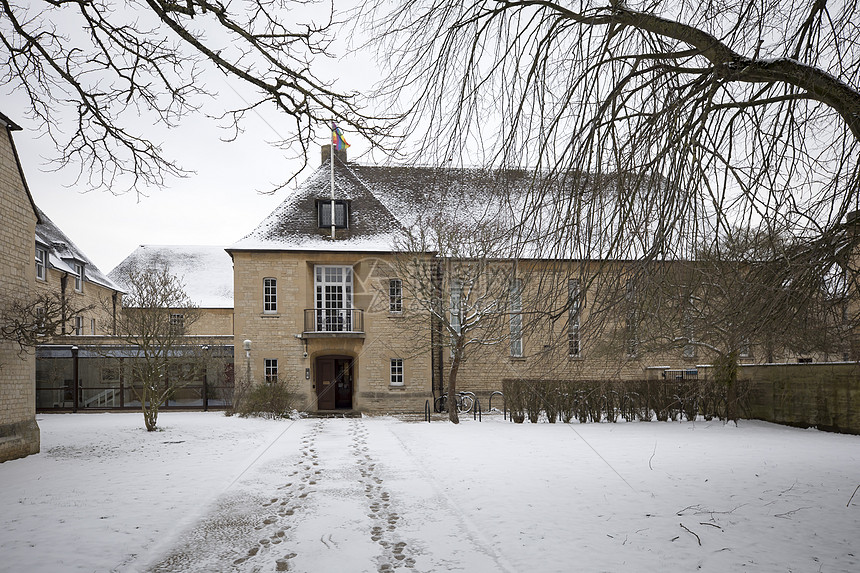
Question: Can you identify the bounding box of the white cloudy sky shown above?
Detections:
[7,2,380,274]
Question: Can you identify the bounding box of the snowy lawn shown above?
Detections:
[1,412,858,573]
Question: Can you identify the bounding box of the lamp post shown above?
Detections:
[202,345,209,411]
[71,346,79,412]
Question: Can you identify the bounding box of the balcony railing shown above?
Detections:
[304,308,365,335]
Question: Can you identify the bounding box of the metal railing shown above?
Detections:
[303,308,365,334]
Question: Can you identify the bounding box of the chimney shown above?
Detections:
[321,144,347,166]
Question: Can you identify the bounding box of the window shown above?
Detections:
[510,279,523,358]
[35,247,47,280]
[263,278,277,313]
[449,279,463,357]
[625,279,637,358]
[317,200,349,228]
[314,265,353,331]
[389,279,402,313]
[170,313,185,332]
[36,307,46,333]
[265,358,278,383]
[90,318,96,335]
[739,338,751,358]
[682,341,697,359]
[568,279,581,357]
[390,358,404,386]
[683,295,697,359]
[74,263,84,292]
[74,316,83,336]
[450,279,462,335]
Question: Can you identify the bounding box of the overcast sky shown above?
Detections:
[6,3,378,275]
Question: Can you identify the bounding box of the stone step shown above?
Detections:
[305,410,362,419]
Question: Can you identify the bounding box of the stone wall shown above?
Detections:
[0,121,40,462]
[33,266,120,336]
[191,308,233,336]
[736,362,860,435]
[231,250,710,413]
[231,250,434,413]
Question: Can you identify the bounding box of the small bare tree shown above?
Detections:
[109,264,199,431]
[0,292,93,353]
[392,210,524,423]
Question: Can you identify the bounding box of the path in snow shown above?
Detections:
[143,418,508,573]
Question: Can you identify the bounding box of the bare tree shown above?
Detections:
[0,292,93,353]
[365,0,860,308]
[392,211,523,423]
[109,264,200,431]
[1,1,393,193]
[616,224,855,421]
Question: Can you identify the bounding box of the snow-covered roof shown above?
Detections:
[109,245,234,308]
[229,154,537,254]
[228,150,668,262]
[230,157,406,252]
[35,207,121,292]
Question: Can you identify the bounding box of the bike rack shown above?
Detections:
[473,398,482,421]
[424,399,431,423]
[488,391,504,416]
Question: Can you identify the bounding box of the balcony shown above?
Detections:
[303,308,365,338]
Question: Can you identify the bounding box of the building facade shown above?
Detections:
[35,245,236,412]
[0,112,40,461]
[226,145,859,415]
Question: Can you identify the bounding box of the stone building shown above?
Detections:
[226,145,859,415]
[33,245,236,412]
[225,148,676,413]
[34,207,123,335]
[0,112,40,461]
[32,208,124,410]
[26,140,853,419]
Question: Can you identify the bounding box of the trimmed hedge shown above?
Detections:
[501,378,749,423]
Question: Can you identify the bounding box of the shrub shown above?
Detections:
[502,379,526,423]
[237,379,296,419]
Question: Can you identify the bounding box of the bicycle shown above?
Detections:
[434,391,476,414]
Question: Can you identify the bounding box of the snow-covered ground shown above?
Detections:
[1,412,858,572]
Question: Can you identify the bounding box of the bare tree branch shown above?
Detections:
[1,0,397,193]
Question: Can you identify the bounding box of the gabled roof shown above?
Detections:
[0,110,22,131]
[228,147,669,262]
[229,154,534,254]
[1,110,40,223]
[230,155,406,252]
[35,207,120,292]
[109,245,234,308]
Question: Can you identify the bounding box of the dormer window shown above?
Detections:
[74,263,84,292]
[317,199,349,229]
[35,246,47,281]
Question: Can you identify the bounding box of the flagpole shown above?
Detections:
[330,121,335,240]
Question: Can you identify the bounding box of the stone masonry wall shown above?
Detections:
[33,268,120,337]
[735,362,860,435]
[0,124,40,462]
[232,251,433,413]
